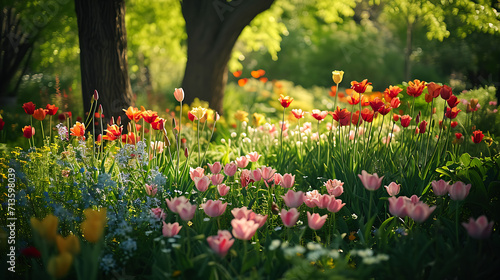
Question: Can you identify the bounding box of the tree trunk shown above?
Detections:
[74,0,132,127]
[181,0,275,114]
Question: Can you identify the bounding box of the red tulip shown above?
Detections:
[445,107,461,119]
[418,121,428,134]
[369,97,384,112]
[279,94,294,108]
[351,79,372,94]
[400,115,412,128]
[361,108,374,123]
[383,85,402,102]
[471,130,484,144]
[22,102,36,115]
[46,104,59,115]
[440,85,452,100]
[22,125,35,138]
[426,82,441,98]
[311,109,328,121]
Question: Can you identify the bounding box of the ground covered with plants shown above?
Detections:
[1,74,500,279]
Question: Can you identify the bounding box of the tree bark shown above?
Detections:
[181,0,275,114]
[74,0,132,126]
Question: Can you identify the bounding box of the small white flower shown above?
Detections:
[351,214,358,220]
[231,132,237,138]
[269,239,281,250]
[221,139,226,144]
[241,133,247,138]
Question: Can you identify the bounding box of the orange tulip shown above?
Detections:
[124,106,143,122]
[142,110,158,124]
[70,122,85,140]
[33,108,48,121]
[383,86,402,102]
[102,124,122,141]
[407,79,426,97]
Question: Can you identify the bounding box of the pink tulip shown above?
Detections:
[240,169,252,188]
[235,156,249,168]
[304,190,321,208]
[217,184,230,196]
[280,173,295,188]
[231,207,254,220]
[208,162,222,174]
[384,182,401,197]
[407,202,436,223]
[282,190,304,208]
[194,176,211,192]
[246,152,261,162]
[409,195,420,204]
[177,202,197,221]
[358,170,384,191]
[307,212,327,230]
[173,88,184,102]
[224,162,238,177]
[462,215,494,239]
[260,166,276,181]
[388,196,410,218]
[281,208,300,227]
[165,196,190,213]
[231,218,259,240]
[190,167,205,180]
[202,200,227,217]
[207,230,234,257]
[145,184,158,197]
[231,207,266,228]
[250,169,262,182]
[253,213,268,228]
[326,198,345,213]
[162,222,182,237]
[431,179,450,196]
[210,173,225,186]
[324,179,344,197]
[150,207,166,220]
[274,173,283,185]
[449,181,471,201]
[317,194,332,209]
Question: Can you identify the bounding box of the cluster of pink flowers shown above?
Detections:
[431,179,472,200]
[388,195,436,223]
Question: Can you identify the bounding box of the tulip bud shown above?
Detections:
[93,90,99,101]
[98,104,103,115]
[117,116,121,126]
[184,147,189,158]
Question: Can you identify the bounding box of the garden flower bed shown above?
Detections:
[1,75,499,279]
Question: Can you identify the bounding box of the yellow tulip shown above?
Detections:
[47,252,73,279]
[81,208,107,243]
[252,113,266,127]
[191,107,207,120]
[332,70,344,84]
[56,234,81,255]
[234,110,249,123]
[30,214,58,243]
